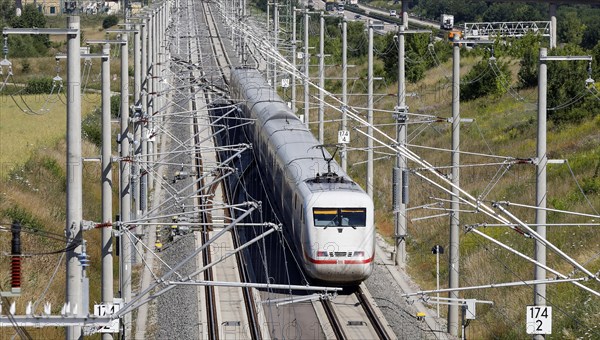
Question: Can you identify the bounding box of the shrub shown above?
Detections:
[82,108,102,147]
[461,57,511,101]
[102,15,119,29]
[111,95,121,118]
[21,59,31,73]
[24,76,54,94]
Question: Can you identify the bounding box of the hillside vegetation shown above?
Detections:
[0,7,120,338]
[0,1,598,338]
[291,5,600,338]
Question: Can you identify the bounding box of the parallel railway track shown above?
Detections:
[187,0,262,338]
[169,0,398,338]
[320,285,394,340]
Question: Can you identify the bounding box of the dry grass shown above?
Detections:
[304,47,600,338]
[0,137,106,339]
[0,94,101,178]
[0,17,117,338]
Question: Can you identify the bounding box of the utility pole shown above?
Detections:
[394,25,408,268]
[66,15,83,340]
[266,3,270,84]
[118,32,132,340]
[304,11,309,127]
[448,39,461,337]
[133,24,142,268]
[549,4,557,49]
[291,6,297,114]
[273,1,279,89]
[341,18,347,172]
[318,11,324,144]
[393,0,411,268]
[533,49,591,340]
[100,42,114,340]
[140,17,148,214]
[367,21,373,198]
[393,25,430,269]
[534,47,548,340]
[147,10,155,187]
[241,0,247,63]
[3,20,89,337]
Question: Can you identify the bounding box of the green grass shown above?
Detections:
[302,46,600,337]
[0,93,101,178]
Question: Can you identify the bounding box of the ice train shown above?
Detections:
[230,68,375,284]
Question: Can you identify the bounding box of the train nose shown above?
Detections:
[311,263,373,283]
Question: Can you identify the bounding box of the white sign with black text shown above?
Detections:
[94,303,120,333]
[338,130,350,144]
[526,306,552,335]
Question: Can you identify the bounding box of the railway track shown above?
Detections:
[319,285,395,339]
[183,0,264,338]
[155,0,400,338]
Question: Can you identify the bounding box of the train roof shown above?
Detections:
[231,68,364,192]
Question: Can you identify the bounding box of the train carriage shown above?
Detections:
[231,67,375,284]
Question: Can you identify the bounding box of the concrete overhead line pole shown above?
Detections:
[101,43,114,340]
[120,31,132,340]
[448,38,461,337]
[534,49,592,340]
[267,3,271,84]
[66,16,84,340]
[146,10,155,189]
[318,11,324,144]
[273,0,279,89]
[133,24,142,255]
[549,4,557,49]
[393,25,430,269]
[291,6,297,114]
[3,17,84,339]
[367,21,374,198]
[140,17,148,214]
[150,8,159,170]
[393,0,412,268]
[394,25,408,269]
[98,28,132,339]
[341,18,347,172]
[241,0,247,63]
[304,11,310,127]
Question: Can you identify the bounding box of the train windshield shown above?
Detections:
[313,208,366,228]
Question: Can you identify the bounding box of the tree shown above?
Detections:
[381,32,437,84]
[6,4,49,57]
[558,10,586,47]
[102,15,119,29]
[547,44,600,125]
[518,47,537,89]
[347,21,367,59]
[460,55,511,101]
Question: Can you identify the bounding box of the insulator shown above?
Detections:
[11,221,21,289]
[78,253,91,267]
[392,167,401,208]
[402,169,409,204]
[11,256,21,288]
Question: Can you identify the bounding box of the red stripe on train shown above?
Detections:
[305,252,374,265]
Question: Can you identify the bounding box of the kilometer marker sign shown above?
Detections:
[338,130,350,144]
[526,306,552,335]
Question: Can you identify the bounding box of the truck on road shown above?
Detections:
[440,14,454,30]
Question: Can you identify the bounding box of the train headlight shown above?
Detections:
[317,251,328,257]
[353,251,365,257]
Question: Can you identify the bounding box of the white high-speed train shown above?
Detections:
[230,68,375,284]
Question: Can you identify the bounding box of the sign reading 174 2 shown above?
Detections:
[526,306,552,335]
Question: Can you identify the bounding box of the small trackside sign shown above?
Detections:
[338,130,350,144]
[526,306,552,335]
[94,303,120,333]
